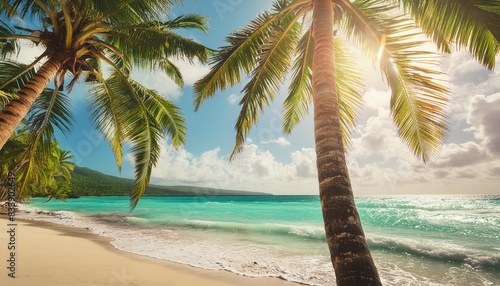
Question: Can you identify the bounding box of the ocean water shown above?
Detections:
[21,195,499,286]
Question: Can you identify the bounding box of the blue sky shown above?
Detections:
[13,0,500,195]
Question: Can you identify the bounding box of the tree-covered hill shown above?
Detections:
[68,166,271,197]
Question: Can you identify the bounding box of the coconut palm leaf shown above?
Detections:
[395,0,500,69]
[161,14,209,32]
[283,28,363,147]
[18,87,73,193]
[0,19,18,59]
[107,23,209,77]
[283,27,313,134]
[90,70,185,209]
[333,38,364,148]
[341,0,449,161]
[124,78,185,209]
[231,5,305,158]
[88,72,129,171]
[194,0,309,107]
[0,56,46,92]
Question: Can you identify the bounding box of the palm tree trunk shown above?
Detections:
[0,56,63,150]
[311,0,382,285]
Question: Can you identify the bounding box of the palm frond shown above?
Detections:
[27,87,74,139]
[156,58,183,87]
[339,0,396,66]
[342,0,449,161]
[84,0,177,25]
[107,24,210,78]
[230,6,304,159]
[0,60,38,106]
[0,19,19,58]
[283,26,313,134]
[125,78,185,209]
[161,14,209,33]
[88,73,127,171]
[333,38,364,148]
[18,86,73,194]
[0,57,46,91]
[283,29,363,148]
[397,0,500,69]
[193,0,309,109]
[90,69,186,210]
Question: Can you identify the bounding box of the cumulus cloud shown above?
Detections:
[432,142,489,168]
[134,140,318,195]
[466,93,500,156]
[121,52,500,196]
[444,53,500,120]
[341,53,499,193]
[349,107,412,162]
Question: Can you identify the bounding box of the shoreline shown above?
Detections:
[0,216,303,286]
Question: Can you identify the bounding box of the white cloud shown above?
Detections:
[262,136,291,147]
[227,94,241,105]
[339,53,499,194]
[466,93,500,156]
[432,141,489,168]
[136,140,318,195]
[362,89,391,111]
[350,107,412,162]
[444,53,500,121]
[170,58,210,86]
[120,52,500,197]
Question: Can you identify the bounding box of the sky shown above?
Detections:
[12,0,500,196]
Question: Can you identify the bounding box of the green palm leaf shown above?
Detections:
[16,87,73,196]
[231,5,304,158]
[283,28,363,148]
[125,78,185,209]
[88,74,127,171]
[0,19,18,59]
[342,0,449,161]
[107,23,209,78]
[0,60,36,94]
[396,0,500,69]
[90,71,185,209]
[193,0,309,108]
[283,27,313,134]
[333,38,364,148]
[161,14,209,32]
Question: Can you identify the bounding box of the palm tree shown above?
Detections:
[194,0,500,284]
[0,0,212,208]
[0,59,74,201]
[0,128,75,202]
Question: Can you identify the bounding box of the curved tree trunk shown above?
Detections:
[311,0,382,285]
[0,56,63,150]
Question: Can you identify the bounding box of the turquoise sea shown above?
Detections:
[23,195,499,285]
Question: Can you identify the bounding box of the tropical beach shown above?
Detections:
[1,0,500,286]
[1,195,497,286]
[0,216,301,286]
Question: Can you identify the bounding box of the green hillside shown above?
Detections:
[68,166,271,197]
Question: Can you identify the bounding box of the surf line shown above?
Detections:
[6,171,17,278]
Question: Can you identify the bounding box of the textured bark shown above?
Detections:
[311,0,382,285]
[0,56,63,150]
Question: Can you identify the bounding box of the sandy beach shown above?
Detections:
[0,216,301,286]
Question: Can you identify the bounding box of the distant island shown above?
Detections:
[56,166,272,198]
